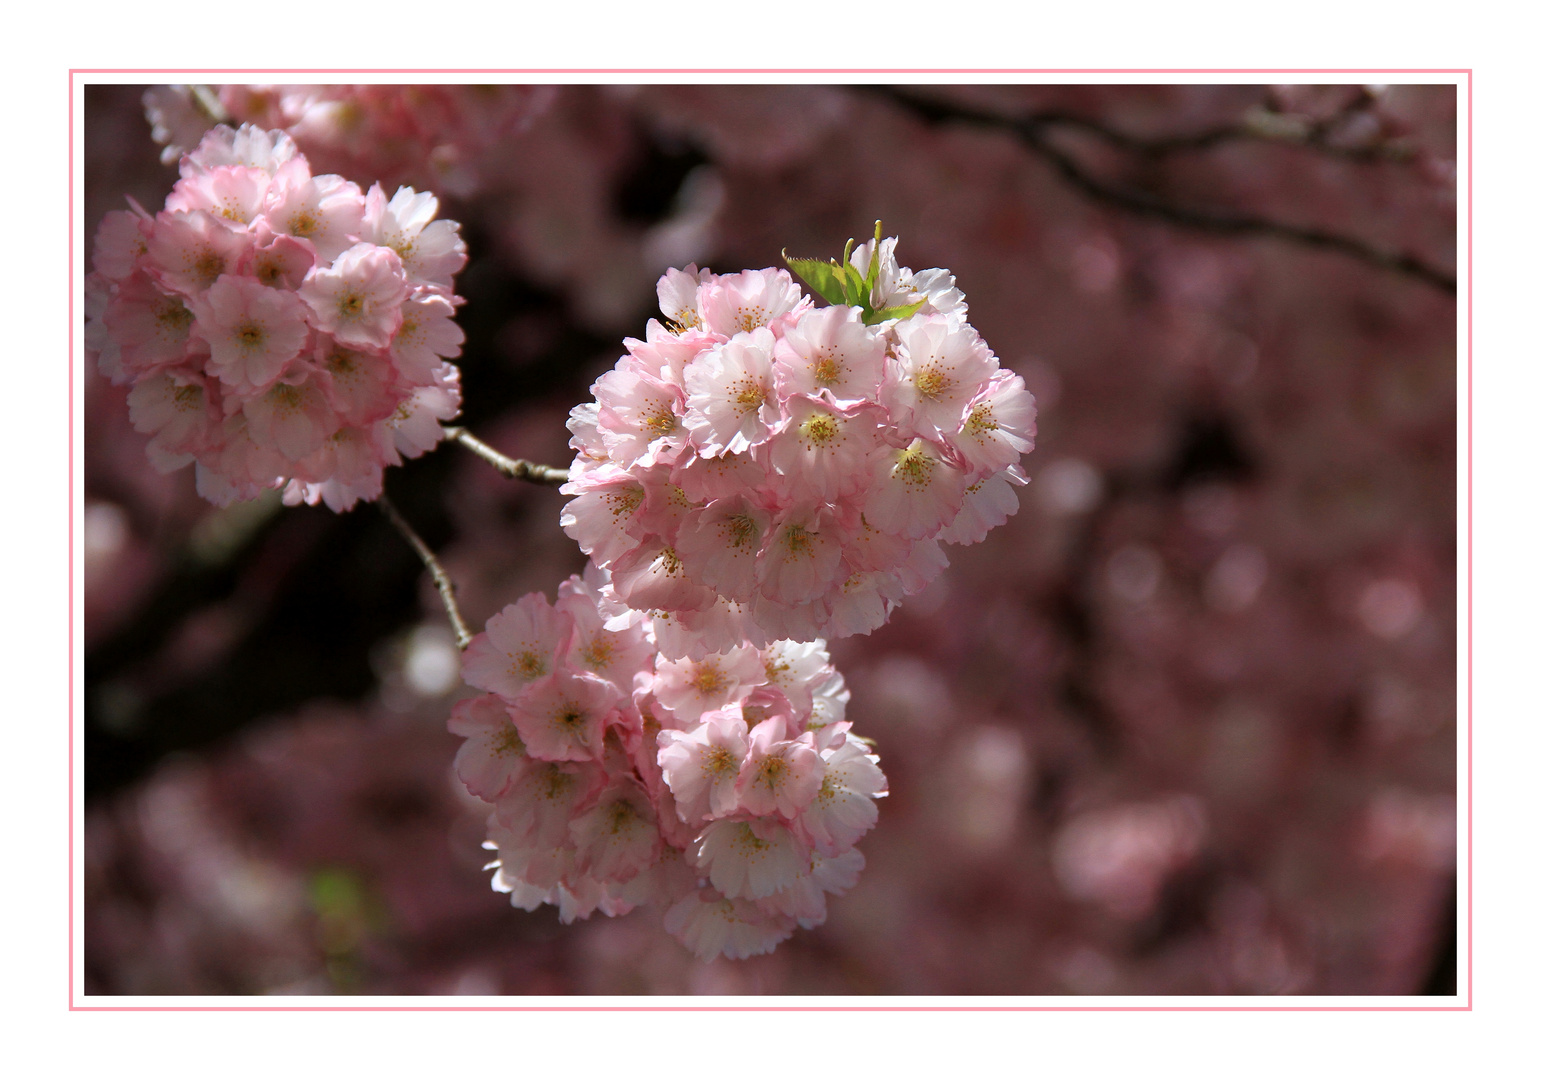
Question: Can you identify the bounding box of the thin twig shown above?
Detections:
[869,87,1456,296]
[188,84,230,125]
[377,493,474,650]
[1028,87,1417,164]
[443,426,569,486]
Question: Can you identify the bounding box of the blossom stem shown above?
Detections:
[377,493,474,650]
[442,426,569,486]
[188,84,229,125]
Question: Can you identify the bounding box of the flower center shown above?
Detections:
[726,513,759,549]
[756,756,787,791]
[192,250,225,288]
[266,383,304,416]
[800,413,839,447]
[781,523,816,559]
[735,304,769,332]
[691,660,726,697]
[913,365,949,400]
[896,446,936,489]
[327,349,359,377]
[659,546,684,577]
[733,379,766,415]
[537,765,574,802]
[493,726,524,758]
[965,403,998,435]
[155,298,194,333]
[604,487,644,520]
[605,800,638,834]
[514,648,546,680]
[554,704,586,729]
[702,745,738,777]
[580,637,614,671]
[642,402,677,437]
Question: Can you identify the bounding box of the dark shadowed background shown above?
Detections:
[82,82,1457,995]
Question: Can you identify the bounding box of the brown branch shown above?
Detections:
[869,87,1456,296]
[377,493,474,650]
[443,426,569,486]
[1032,87,1417,164]
[187,84,230,125]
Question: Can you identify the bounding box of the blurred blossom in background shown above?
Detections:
[82,81,1457,995]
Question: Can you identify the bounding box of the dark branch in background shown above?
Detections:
[869,87,1457,296]
[1035,85,1418,164]
[378,493,473,650]
[443,426,569,486]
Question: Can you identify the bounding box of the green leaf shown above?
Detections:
[783,251,849,307]
[861,221,886,295]
[833,238,869,308]
[862,300,926,326]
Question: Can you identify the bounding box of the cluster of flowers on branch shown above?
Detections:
[144,84,555,198]
[560,230,1038,655]
[85,123,467,510]
[451,565,885,961]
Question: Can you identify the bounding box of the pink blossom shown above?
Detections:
[937,469,1027,545]
[165,164,273,228]
[695,817,809,901]
[559,239,1034,647]
[461,593,574,703]
[384,381,461,460]
[736,716,823,818]
[672,495,770,601]
[448,694,530,801]
[89,123,467,511]
[608,540,715,614]
[126,371,218,472]
[455,569,880,961]
[652,646,765,723]
[662,891,796,962]
[558,467,649,566]
[682,328,780,457]
[360,184,467,288]
[146,210,252,296]
[299,242,408,350]
[766,395,880,503]
[242,228,316,291]
[862,438,968,540]
[773,304,886,407]
[592,364,687,468]
[696,267,806,336]
[950,372,1038,477]
[569,783,662,883]
[798,738,888,854]
[756,508,843,605]
[884,316,997,442]
[656,709,750,823]
[265,157,367,263]
[189,275,310,390]
[390,293,464,383]
[92,207,151,282]
[241,372,339,459]
[103,272,198,376]
[509,672,619,762]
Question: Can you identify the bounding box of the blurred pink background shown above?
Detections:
[82,82,1458,995]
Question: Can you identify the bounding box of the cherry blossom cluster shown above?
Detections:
[144,84,554,198]
[560,234,1038,654]
[85,123,467,511]
[450,565,886,961]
